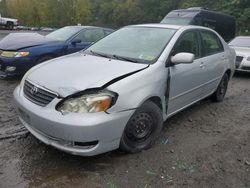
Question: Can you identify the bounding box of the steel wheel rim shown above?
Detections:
[125,113,154,141]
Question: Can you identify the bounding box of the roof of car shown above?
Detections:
[129,23,209,31]
[171,8,235,18]
[234,36,250,39]
[64,25,114,31]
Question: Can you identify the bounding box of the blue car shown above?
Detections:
[0,26,113,78]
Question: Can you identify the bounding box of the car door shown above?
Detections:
[198,29,226,97]
[167,30,205,116]
[66,28,105,54]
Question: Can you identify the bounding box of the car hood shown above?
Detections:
[0,33,58,51]
[231,46,250,57]
[27,53,149,97]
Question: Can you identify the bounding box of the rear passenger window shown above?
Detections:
[200,30,224,56]
[173,31,200,59]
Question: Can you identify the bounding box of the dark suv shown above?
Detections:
[161,7,236,42]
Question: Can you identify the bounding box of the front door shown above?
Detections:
[66,28,105,54]
[167,30,205,116]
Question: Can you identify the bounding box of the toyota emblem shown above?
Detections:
[30,86,38,95]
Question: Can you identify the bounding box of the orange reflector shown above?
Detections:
[99,99,110,112]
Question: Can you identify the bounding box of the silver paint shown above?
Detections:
[14,24,235,156]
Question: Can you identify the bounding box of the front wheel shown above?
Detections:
[119,101,163,153]
[211,73,229,102]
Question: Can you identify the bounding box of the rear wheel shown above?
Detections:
[6,22,14,30]
[119,101,163,153]
[211,73,229,102]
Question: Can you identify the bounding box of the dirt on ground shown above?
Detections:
[0,72,249,188]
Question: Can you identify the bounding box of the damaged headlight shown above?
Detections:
[57,90,117,114]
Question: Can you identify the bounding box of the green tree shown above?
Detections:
[2,0,250,34]
[0,0,8,16]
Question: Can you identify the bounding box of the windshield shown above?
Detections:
[229,37,250,48]
[86,27,176,64]
[161,18,192,25]
[46,27,82,41]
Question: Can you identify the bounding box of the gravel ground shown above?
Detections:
[0,31,249,188]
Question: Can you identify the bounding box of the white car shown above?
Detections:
[0,13,18,30]
[14,24,235,156]
[229,36,250,72]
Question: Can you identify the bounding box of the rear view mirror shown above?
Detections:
[171,52,195,65]
[71,39,81,45]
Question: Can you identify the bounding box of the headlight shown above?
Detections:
[0,51,29,58]
[57,91,117,114]
[247,56,250,61]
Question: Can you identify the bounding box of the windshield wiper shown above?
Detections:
[112,54,140,63]
[88,51,146,64]
[89,50,112,59]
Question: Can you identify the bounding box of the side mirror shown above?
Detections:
[71,39,81,45]
[171,52,195,65]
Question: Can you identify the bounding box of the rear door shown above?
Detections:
[198,29,226,97]
[167,30,205,115]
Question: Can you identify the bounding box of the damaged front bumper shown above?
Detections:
[14,85,134,156]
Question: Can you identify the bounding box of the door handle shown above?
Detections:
[200,62,206,69]
[221,55,227,61]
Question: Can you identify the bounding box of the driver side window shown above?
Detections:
[173,31,200,59]
[75,29,105,43]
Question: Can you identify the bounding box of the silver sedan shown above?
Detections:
[14,24,235,156]
[229,36,250,72]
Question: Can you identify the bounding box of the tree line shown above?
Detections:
[0,0,249,34]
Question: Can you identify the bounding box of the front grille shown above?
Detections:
[23,80,58,106]
[241,66,250,71]
[236,56,243,62]
[235,56,244,68]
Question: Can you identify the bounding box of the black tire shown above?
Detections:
[119,101,163,153]
[36,55,53,64]
[211,73,229,102]
[6,22,14,30]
